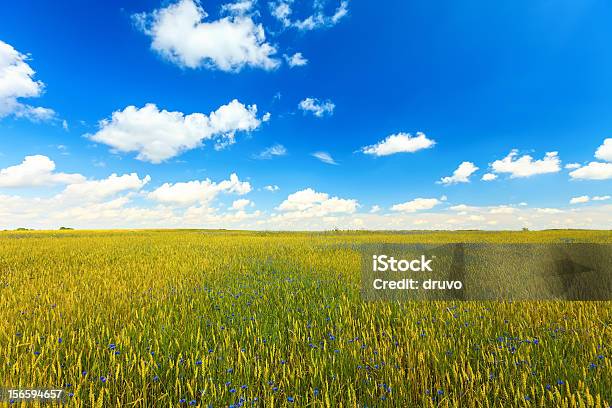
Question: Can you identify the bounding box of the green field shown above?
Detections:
[1,230,610,407]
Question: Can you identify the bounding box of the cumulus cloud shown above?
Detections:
[134,0,279,72]
[88,100,263,163]
[269,0,348,31]
[264,184,279,192]
[568,138,612,180]
[481,173,497,181]
[311,151,337,165]
[58,173,151,202]
[391,197,441,213]
[275,188,357,219]
[595,138,612,162]
[439,161,478,185]
[0,155,84,187]
[231,198,252,210]
[490,150,561,178]
[255,144,287,159]
[0,40,55,121]
[361,132,435,157]
[148,173,250,206]
[569,162,612,180]
[570,195,590,204]
[298,97,335,117]
[370,205,381,213]
[283,52,308,67]
[568,194,610,204]
[565,163,581,170]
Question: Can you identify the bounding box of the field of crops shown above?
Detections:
[0,230,610,407]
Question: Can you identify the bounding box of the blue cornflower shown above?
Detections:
[437,389,444,395]
[189,400,196,406]
[179,398,186,403]
[58,338,62,344]
[241,385,247,389]
[34,351,40,355]
[82,370,87,376]
[597,355,604,360]
[225,381,231,386]
[545,384,551,390]
[589,363,597,369]
[109,344,116,350]
[195,360,202,365]
[287,396,294,403]
[153,375,159,381]
[100,376,107,383]
[557,380,565,386]
[272,387,278,392]
[229,388,236,393]
[313,388,319,396]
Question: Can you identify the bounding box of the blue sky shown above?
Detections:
[0,0,611,230]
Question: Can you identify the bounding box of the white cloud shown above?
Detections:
[255,144,287,159]
[275,188,357,219]
[491,150,561,178]
[284,52,308,67]
[595,138,612,162]
[481,173,497,181]
[88,100,263,163]
[312,151,337,165]
[370,205,381,213]
[536,208,564,214]
[269,0,349,31]
[449,204,479,212]
[567,138,612,180]
[0,40,55,121]
[58,173,151,202]
[148,173,250,206]
[361,132,435,157]
[570,195,590,204]
[570,195,610,204]
[231,198,252,210]
[569,162,612,180]
[0,155,84,187]
[264,184,279,192]
[488,205,516,214]
[391,198,440,213]
[220,0,255,15]
[439,161,478,185]
[565,163,581,170]
[298,97,335,117]
[134,0,279,72]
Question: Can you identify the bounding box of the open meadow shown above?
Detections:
[0,230,610,407]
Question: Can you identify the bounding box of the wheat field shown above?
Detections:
[0,230,610,407]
